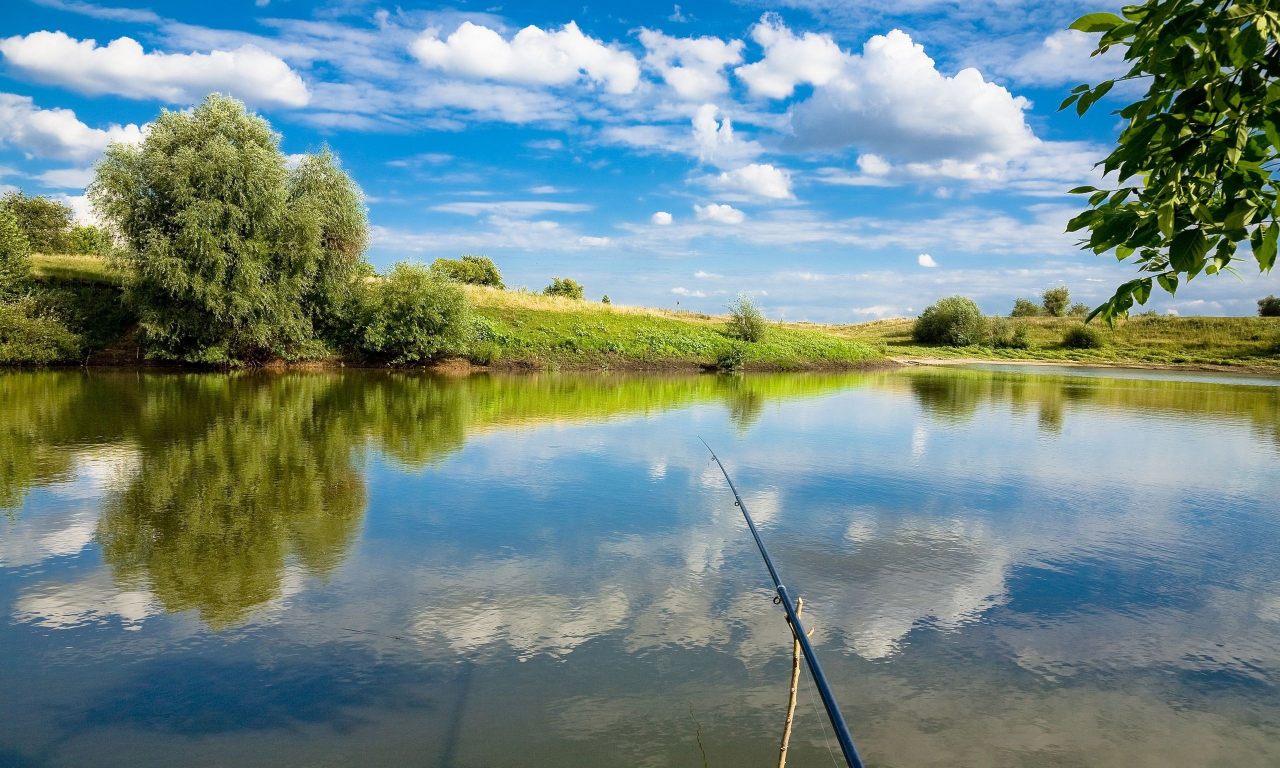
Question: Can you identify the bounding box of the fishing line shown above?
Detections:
[802,663,843,768]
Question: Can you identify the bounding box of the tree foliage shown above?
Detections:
[1010,297,1044,317]
[0,206,31,299]
[355,262,472,363]
[913,296,987,346]
[543,276,585,299]
[88,94,369,363]
[1042,285,1071,316]
[0,191,74,254]
[1260,294,1280,314]
[725,292,768,342]
[431,254,504,287]
[1064,2,1280,323]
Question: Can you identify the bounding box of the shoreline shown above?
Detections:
[889,355,1280,377]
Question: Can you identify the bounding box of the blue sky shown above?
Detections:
[3,0,1277,320]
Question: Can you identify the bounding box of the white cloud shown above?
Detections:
[735,13,849,98]
[639,29,744,101]
[34,167,96,188]
[0,93,145,162]
[529,185,570,194]
[526,139,565,151]
[431,200,593,216]
[694,203,745,224]
[694,270,722,279]
[672,287,707,297]
[789,29,1037,163]
[411,21,640,95]
[578,235,612,246]
[709,163,793,199]
[859,154,891,175]
[851,305,894,316]
[0,31,310,108]
[1009,30,1128,87]
[691,103,760,166]
[918,253,938,267]
[651,211,673,225]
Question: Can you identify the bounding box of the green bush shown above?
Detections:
[543,277,584,299]
[1010,297,1042,317]
[0,298,81,364]
[913,296,987,346]
[1042,286,1070,317]
[601,295,611,304]
[989,317,1031,349]
[431,255,504,287]
[356,262,471,363]
[0,207,31,299]
[68,225,113,256]
[725,292,767,342]
[1062,324,1106,349]
[717,342,748,370]
[0,191,74,254]
[1068,302,1091,317]
[1259,295,1280,317]
[89,94,370,364]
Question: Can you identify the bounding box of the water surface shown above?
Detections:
[2,366,1278,767]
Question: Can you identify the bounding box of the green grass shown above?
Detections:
[465,287,883,370]
[834,315,1280,370]
[29,253,127,285]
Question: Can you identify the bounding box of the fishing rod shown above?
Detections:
[699,438,866,768]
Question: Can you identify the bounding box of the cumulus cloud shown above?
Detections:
[578,235,612,246]
[789,29,1037,163]
[672,286,706,297]
[0,31,310,107]
[735,13,848,98]
[639,29,744,101]
[1009,30,1128,87]
[691,103,760,166]
[0,92,144,162]
[918,253,938,267]
[651,211,673,225]
[431,200,593,216]
[709,163,793,199]
[694,203,745,224]
[411,22,640,94]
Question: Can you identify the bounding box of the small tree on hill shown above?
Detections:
[725,293,767,342]
[913,296,987,346]
[1260,295,1280,317]
[0,191,74,254]
[431,254,504,287]
[1010,298,1042,317]
[543,277,584,299]
[1068,302,1091,317]
[1041,286,1071,317]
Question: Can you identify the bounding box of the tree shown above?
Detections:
[1010,297,1043,317]
[543,276,584,299]
[68,224,112,256]
[601,294,611,304]
[1260,294,1280,316]
[1042,285,1071,317]
[89,94,369,363]
[0,191,74,253]
[0,206,31,298]
[355,262,471,363]
[912,296,987,346]
[431,254,504,287]
[1063,3,1280,323]
[725,292,767,342]
[1068,302,1092,316]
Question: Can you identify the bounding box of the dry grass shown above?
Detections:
[464,285,721,322]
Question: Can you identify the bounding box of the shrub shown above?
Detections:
[543,277,584,299]
[0,298,81,364]
[1062,324,1105,349]
[1068,302,1091,317]
[601,295,611,304]
[1042,286,1070,317]
[0,191,74,254]
[989,317,1032,349]
[725,292,767,342]
[356,262,471,363]
[0,207,31,299]
[717,342,748,371]
[431,255,504,287]
[1010,297,1042,317]
[913,296,987,346]
[89,94,370,364]
[1259,295,1280,317]
[68,225,112,256]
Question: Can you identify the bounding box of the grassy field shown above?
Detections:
[466,286,883,370]
[834,315,1280,370]
[29,253,127,285]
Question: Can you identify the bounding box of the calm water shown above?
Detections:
[2,367,1279,767]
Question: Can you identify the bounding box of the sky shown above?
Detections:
[2,0,1278,321]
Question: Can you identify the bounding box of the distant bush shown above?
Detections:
[1042,286,1070,317]
[913,296,986,346]
[543,277,584,299]
[0,207,31,299]
[1260,295,1280,317]
[356,262,471,363]
[0,191,74,254]
[601,295,611,304]
[989,317,1031,349]
[725,292,767,342]
[1062,324,1105,349]
[1068,302,1091,317]
[0,298,81,364]
[1010,297,1042,317]
[68,225,112,257]
[717,342,748,371]
[431,255,504,288]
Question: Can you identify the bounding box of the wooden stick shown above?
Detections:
[778,596,814,768]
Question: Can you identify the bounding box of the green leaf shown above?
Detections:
[1068,186,1098,194]
[1156,272,1179,295]
[1224,202,1257,231]
[1257,223,1279,270]
[1070,12,1126,32]
[1157,201,1175,238]
[1059,94,1081,111]
[1133,278,1152,305]
[1169,228,1208,272]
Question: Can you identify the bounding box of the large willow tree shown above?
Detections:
[1065,1,1280,322]
[89,94,369,363]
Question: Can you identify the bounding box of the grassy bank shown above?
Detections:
[834,315,1280,370]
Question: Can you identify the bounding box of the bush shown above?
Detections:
[717,342,748,371]
[1042,286,1070,317]
[0,298,81,364]
[0,207,31,299]
[431,255,504,287]
[1062,324,1105,349]
[913,296,987,346]
[356,262,471,363]
[543,277,584,299]
[1010,297,1042,317]
[989,317,1031,349]
[1259,295,1280,317]
[68,225,113,256]
[1068,302,1091,317]
[601,295,611,304]
[89,94,370,364]
[725,292,767,342]
[0,191,74,254]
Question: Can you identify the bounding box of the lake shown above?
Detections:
[2,366,1278,767]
